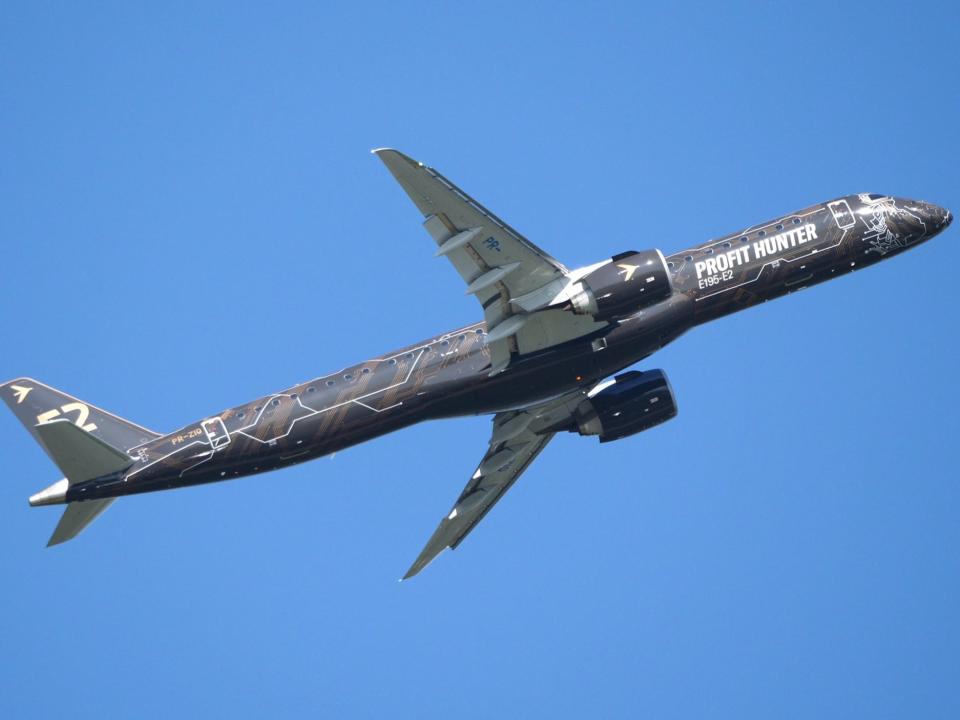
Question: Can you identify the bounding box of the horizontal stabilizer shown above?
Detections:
[47,499,115,546]
[35,419,133,484]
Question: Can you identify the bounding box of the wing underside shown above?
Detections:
[403,389,590,579]
[374,149,607,374]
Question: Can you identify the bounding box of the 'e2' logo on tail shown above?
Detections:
[36,403,98,433]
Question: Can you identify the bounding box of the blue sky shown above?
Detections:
[1,2,958,717]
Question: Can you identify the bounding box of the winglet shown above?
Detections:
[372,148,437,217]
[371,147,420,166]
[372,148,426,175]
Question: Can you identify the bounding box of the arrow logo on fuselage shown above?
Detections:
[617,263,639,281]
[11,385,32,404]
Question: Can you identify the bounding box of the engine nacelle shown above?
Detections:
[570,249,673,321]
[572,369,677,443]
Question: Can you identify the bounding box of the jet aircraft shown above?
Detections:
[3,150,952,578]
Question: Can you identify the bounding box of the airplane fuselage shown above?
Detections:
[65,193,951,503]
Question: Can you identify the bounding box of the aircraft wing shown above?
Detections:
[375,149,607,374]
[402,389,589,579]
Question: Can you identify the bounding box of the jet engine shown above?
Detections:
[569,250,673,320]
[570,369,677,443]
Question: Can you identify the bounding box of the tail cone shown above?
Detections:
[29,478,68,506]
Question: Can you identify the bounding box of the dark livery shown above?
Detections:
[3,150,952,577]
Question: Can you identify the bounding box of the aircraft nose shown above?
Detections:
[900,198,952,239]
[923,201,951,232]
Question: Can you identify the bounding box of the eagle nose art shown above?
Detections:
[917,200,952,234]
[891,198,953,243]
[938,206,952,230]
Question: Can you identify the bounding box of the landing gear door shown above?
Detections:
[201,417,231,449]
[828,199,856,229]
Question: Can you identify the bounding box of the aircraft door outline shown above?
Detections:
[201,417,231,449]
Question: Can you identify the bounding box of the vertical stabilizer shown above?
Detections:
[1,377,159,456]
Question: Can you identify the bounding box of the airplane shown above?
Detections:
[2,149,952,578]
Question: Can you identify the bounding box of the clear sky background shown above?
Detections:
[1,2,958,718]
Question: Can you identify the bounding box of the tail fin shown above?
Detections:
[1,378,160,546]
[1,377,159,455]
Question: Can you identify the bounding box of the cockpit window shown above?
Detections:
[866,193,885,200]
